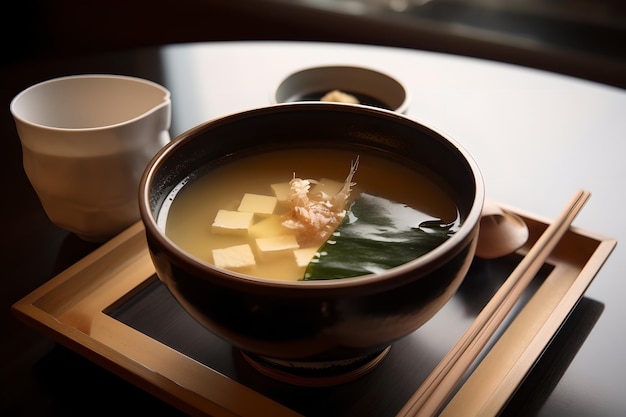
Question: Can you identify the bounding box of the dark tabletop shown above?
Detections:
[1,37,625,416]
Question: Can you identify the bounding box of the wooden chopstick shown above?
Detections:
[396,189,591,417]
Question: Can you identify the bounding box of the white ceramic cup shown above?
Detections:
[11,74,171,242]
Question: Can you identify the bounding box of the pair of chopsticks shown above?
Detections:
[396,189,591,417]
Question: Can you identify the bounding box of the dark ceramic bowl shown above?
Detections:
[139,103,484,384]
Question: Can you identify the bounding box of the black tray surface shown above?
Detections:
[107,255,555,416]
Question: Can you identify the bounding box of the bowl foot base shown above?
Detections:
[240,346,391,387]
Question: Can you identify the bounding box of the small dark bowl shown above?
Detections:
[272,65,410,113]
[139,103,484,383]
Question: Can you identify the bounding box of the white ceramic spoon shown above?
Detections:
[475,200,530,259]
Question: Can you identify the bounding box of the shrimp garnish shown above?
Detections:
[282,156,359,247]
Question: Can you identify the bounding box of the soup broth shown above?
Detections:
[162,148,459,281]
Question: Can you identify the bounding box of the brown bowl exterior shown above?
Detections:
[140,103,484,362]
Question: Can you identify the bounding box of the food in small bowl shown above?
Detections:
[139,103,484,385]
[272,65,410,113]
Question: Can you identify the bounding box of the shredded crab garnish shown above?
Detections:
[282,157,359,247]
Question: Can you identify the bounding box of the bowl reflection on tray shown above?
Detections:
[138,103,484,386]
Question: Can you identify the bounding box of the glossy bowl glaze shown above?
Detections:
[139,103,484,382]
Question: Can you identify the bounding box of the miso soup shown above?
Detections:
[161,148,460,281]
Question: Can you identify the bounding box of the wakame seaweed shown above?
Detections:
[303,193,457,280]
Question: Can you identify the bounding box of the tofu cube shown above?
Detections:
[293,247,319,267]
[310,178,344,200]
[237,193,278,216]
[248,215,291,238]
[212,210,254,235]
[212,244,256,270]
[270,182,291,203]
[255,234,299,259]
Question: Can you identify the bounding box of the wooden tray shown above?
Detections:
[12,205,616,416]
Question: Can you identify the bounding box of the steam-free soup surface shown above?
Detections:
[162,148,458,281]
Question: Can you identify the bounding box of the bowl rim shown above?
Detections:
[269,64,411,114]
[139,102,484,291]
[10,74,171,132]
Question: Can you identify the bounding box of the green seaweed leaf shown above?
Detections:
[303,193,457,280]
